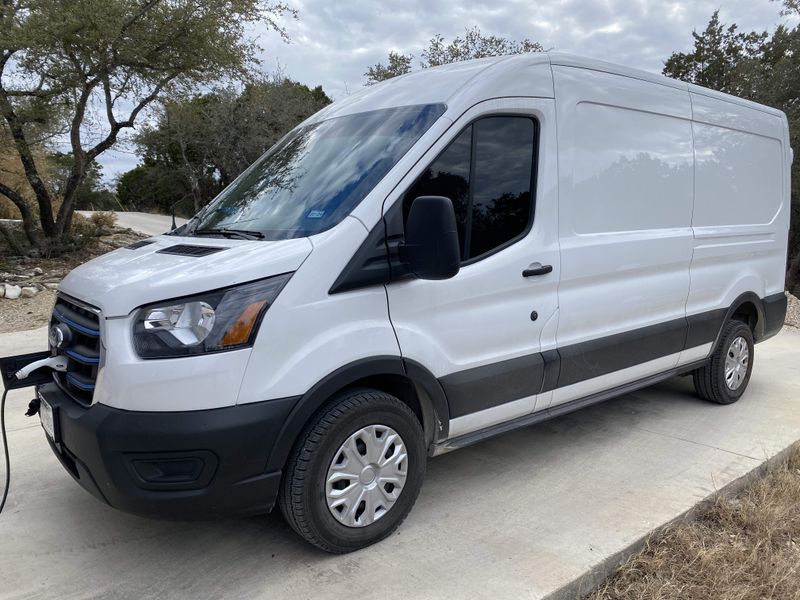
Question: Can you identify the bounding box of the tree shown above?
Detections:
[365,27,545,85]
[122,75,331,213]
[0,0,294,253]
[364,52,413,85]
[48,153,117,211]
[116,162,187,214]
[663,10,767,95]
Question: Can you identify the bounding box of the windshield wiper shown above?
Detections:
[192,228,265,241]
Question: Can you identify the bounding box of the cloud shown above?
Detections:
[100,0,793,178]
[254,0,790,100]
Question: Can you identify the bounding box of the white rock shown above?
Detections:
[44,282,59,290]
[20,286,38,298]
[32,267,43,275]
[4,284,21,299]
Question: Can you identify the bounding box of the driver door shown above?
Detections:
[385,98,560,439]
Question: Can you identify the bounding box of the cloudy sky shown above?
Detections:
[99,0,795,178]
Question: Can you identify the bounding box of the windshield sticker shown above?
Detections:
[307,209,326,219]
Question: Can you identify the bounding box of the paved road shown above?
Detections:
[78,211,188,237]
[1,326,799,599]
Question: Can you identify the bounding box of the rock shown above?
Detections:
[32,267,43,275]
[20,286,38,298]
[44,282,59,290]
[4,284,21,299]
[0,285,4,298]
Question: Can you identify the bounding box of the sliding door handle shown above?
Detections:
[522,263,553,277]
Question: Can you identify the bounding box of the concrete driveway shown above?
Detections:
[1,326,799,600]
[78,211,188,237]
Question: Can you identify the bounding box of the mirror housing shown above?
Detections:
[401,196,461,280]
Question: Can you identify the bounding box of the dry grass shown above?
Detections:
[586,447,800,600]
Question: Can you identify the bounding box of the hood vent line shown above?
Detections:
[156,244,227,257]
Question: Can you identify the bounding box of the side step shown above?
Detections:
[431,360,707,456]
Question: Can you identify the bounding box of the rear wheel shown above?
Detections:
[279,388,426,553]
[692,320,754,404]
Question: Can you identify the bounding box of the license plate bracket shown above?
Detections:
[37,391,60,443]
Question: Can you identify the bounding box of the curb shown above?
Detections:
[542,442,799,600]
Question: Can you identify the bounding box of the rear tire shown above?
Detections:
[692,320,754,404]
[279,388,426,553]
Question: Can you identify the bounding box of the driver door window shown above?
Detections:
[403,116,537,262]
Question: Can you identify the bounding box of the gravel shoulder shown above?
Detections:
[0,288,56,333]
[1,227,146,333]
[786,292,800,329]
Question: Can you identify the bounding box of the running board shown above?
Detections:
[431,359,708,456]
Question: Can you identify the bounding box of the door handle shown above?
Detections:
[522,263,553,277]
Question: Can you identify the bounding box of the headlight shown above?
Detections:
[132,273,292,359]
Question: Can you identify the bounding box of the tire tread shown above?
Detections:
[692,320,753,405]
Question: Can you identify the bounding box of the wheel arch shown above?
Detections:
[714,292,766,351]
[266,356,450,472]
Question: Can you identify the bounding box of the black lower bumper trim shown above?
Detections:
[762,292,787,341]
[37,383,299,519]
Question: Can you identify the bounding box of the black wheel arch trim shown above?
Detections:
[715,292,768,349]
[266,355,450,472]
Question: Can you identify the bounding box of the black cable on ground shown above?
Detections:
[1,388,10,515]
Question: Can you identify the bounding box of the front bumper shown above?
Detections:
[37,383,299,519]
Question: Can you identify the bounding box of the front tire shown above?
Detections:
[279,388,426,553]
[693,320,754,404]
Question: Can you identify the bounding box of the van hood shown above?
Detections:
[59,235,313,317]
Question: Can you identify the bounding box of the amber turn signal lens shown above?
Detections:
[219,300,268,347]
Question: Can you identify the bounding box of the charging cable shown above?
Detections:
[0,352,62,516]
[1,388,10,515]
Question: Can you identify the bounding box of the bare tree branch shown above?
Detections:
[87,73,177,162]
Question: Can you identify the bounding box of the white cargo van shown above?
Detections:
[32,53,789,552]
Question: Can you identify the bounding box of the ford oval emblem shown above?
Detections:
[49,323,71,349]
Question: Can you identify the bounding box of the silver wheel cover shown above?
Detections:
[724,335,750,391]
[325,424,408,528]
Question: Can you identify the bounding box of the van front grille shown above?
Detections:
[51,295,102,406]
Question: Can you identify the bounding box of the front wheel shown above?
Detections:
[279,389,426,553]
[692,320,754,404]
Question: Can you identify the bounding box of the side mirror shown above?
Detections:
[401,196,460,280]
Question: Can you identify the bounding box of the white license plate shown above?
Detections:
[38,392,56,441]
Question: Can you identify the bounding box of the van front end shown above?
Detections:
[35,239,314,519]
[27,100,450,539]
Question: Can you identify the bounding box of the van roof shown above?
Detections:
[313,52,784,122]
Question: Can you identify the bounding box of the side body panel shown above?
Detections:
[549,66,695,407]
[684,89,790,343]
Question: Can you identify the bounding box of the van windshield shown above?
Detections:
[187,103,446,240]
